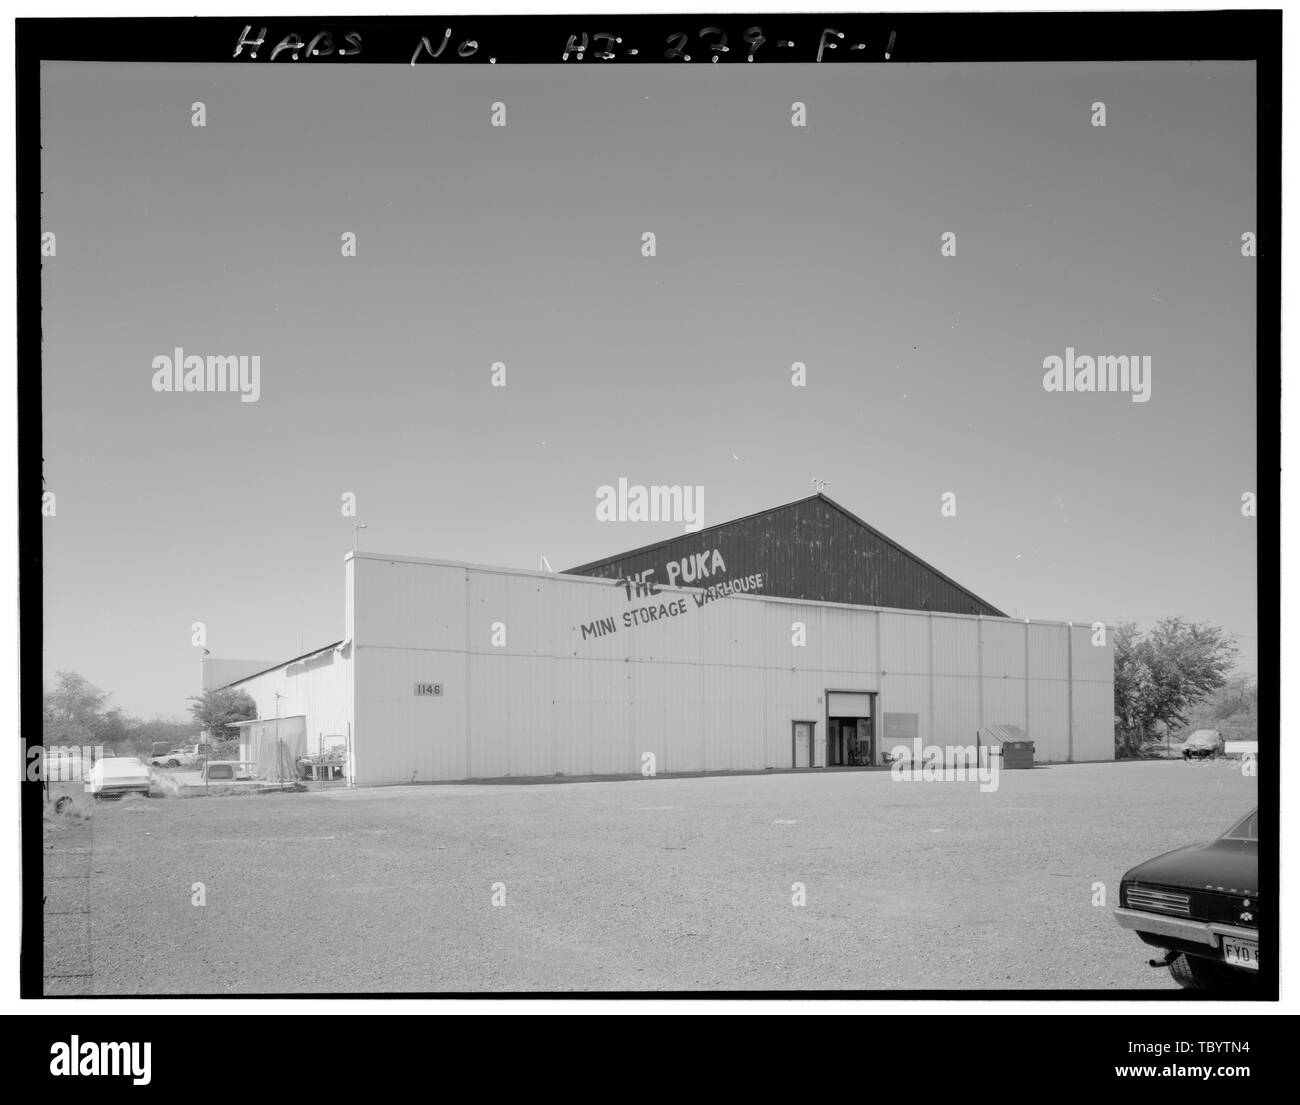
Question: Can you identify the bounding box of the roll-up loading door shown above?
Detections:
[827,692,873,717]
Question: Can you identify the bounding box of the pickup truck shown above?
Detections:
[148,743,214,768]
[149,748,193,768]
[201,760,258,782]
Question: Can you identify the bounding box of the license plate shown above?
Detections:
[1222,938,1259,970]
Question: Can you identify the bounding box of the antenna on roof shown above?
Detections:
[811,479,831,493]
[540,554,554,572]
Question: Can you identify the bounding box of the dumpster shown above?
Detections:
[1000,740,1035,769]
[979,724,1035,769]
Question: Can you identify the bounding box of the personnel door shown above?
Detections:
[792,721,814,768]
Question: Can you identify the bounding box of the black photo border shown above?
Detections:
[16,10,1281,1006]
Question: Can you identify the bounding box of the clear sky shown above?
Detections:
[40,60,1257,719]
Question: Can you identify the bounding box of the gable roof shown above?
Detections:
[566,493,1006,617]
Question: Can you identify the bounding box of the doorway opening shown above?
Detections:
[791,720,817,769]
[825,691,876,767]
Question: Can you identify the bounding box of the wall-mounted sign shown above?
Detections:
[579,554,766,642]
[883,713,918,743]
[414,683,443,697]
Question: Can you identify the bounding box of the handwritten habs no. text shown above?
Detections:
[232,25,898,65]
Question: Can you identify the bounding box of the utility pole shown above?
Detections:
[273,692,285,785]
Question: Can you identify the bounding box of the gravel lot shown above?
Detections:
[44,759,1257,994]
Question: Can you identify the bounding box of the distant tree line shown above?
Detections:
[1178,674,1258,742]
[42,671,256,756]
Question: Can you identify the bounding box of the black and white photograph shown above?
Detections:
[9,0,1287,1052]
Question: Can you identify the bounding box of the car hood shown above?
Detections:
[1124,838,1257,895]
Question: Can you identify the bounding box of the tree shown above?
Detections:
[43,671,109,746]
[1111,622,1145,743]
[188,687,258,743]
[129,717,201,757]
[42,670,201,756]
[1114,618,1238,757]
[95,706,132,748]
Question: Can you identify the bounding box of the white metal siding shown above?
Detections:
[981,675,1028,734]
[1070,623,1116,761]
[351,647,467,784]
[878,673,930,757]
[1027,622,1069,678]
[232,648,350,760]
[342,554,1114,783]
[880,612,929,675]
[930,674,982,745]
[1028,679,1071,763]
[981,620,1026,679]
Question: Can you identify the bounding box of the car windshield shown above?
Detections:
[1221,809,1258,841]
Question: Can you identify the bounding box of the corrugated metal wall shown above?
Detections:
[347,553,1113,784]
[1070,622,1117,762]
[231,647,350,760]
[565,494,1004,616]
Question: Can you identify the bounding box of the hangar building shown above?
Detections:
[203,494,1115,786]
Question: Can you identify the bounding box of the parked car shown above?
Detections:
[84,756,151,799]
[149,747,196,768]
[1114,808,1259,989]
[1178,729,1224,760]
